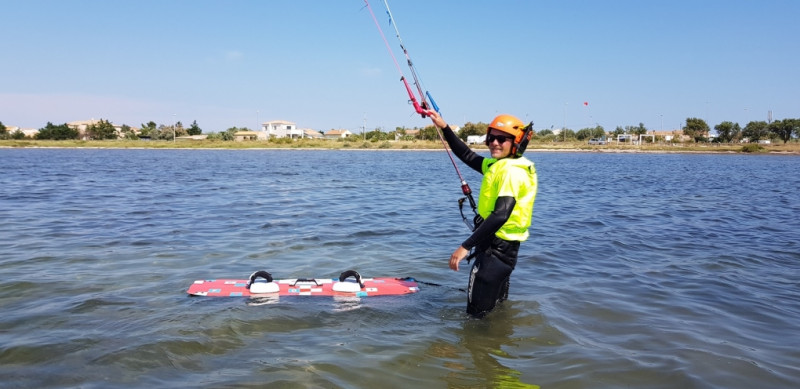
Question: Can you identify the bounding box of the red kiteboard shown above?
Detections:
[187,270,419,297]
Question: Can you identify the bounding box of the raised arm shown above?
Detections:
[429,111,483,173]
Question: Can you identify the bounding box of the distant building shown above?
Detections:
[653,130,690,142]
[67,119,137,139]
[261,120,302,139]
[466,134,486,145]
[324,129,352,139]
[395,129,420,140]
[68,119,102,139]
[302,129,324,139]
[233,131,259,141]
[405,129,421,138]
[4,126,39,138]
[67,119,102,132]
[176,135,208,141]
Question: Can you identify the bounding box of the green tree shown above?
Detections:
[537,133,557,143]
[795,119,800,140]
[623,123,648,136]
[0,121,7,139]
[458,121,488,141]
[206,131,226,140]
[120,124,138,139]
[174,123,188,139]
[558,128,575,141]
[683,118,709,142]
[140,121,157,137]
[188,120,202,136]
[576,128,592,140]
[714,121,741,143]
[153,125,167,140]
[365,127,388,141]
[153,123,188,140]
[537,128,554,136]
[221,127,241,141]
[175,121,184,139]
[590,125,606,139]
[769,118,800,144]
[36,122,79,140]
[742,121,770,142]
[394,126,412,140]
[577,125,606,140]
[11,129,26,139]
[419,125,439,141]
[86,119,118,140]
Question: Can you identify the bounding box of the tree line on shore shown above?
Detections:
[451,117,799,144]
[1,116,798,144]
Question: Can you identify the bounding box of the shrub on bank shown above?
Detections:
[741,144,764,153]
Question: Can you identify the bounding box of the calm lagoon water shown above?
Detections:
[1,148,799,388]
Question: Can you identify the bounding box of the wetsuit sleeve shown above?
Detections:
[442,125,483,173]
[461,196,516,249]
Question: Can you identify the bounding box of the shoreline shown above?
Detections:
[1,140,798,155]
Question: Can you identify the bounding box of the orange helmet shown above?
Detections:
[488,114,525,142]
[488,114,532,157]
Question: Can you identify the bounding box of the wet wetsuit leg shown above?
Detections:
[467,238,519,317]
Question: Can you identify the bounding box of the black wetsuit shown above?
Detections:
[441,126,519,318]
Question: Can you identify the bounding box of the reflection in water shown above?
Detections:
[245,295,366,310]
[246,295,280,306]
[430,303,542,388]
[332,296,363,312]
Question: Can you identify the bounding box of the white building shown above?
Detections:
[4,126,39,138]
[261,120,302,139]
[466,134,486,145]
[324,129,352,139]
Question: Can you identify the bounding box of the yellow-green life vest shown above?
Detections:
[479,156,538,242]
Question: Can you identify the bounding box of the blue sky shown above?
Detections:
[2,0,798,134]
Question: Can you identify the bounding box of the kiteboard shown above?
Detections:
[187,270,419,297]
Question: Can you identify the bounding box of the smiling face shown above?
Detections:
[486,129,514,159]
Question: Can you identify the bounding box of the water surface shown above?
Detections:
[1,148,798,388]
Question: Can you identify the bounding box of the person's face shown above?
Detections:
[486,129,514,159]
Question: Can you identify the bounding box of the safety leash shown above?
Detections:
[399,277,466,293]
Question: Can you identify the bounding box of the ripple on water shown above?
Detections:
[1,149,799,387]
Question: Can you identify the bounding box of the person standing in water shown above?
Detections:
[429,111,538,318]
